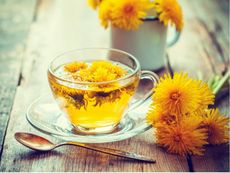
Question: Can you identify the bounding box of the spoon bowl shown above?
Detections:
[15,132,55,151]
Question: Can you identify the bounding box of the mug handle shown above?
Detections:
[167,27,181,47]
[127,71,159,112]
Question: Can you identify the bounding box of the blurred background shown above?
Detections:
[0,0,228,82]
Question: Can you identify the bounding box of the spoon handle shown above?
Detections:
[59,142,156,163]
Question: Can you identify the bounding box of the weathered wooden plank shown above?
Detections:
[167,1,214,79]
[0,0,189,171]
[168,0,228,79]
[191,144,229,172]
[188,0,229,73]
[0,0,36,157]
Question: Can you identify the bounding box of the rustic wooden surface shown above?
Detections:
[0,0,229,172]
[0,0,36,156]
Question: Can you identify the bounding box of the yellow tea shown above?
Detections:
[48,61,139,131]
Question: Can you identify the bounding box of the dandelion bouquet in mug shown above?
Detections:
[87,0,183,31]
[87,0,184,70]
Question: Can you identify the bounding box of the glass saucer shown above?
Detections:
[26,93,153,143]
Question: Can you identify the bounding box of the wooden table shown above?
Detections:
[0,0,229,171]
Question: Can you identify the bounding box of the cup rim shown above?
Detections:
[48,48,141,85]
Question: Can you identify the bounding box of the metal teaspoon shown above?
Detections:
[15,132,156,163]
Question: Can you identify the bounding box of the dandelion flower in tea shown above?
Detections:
[48,60,139,129]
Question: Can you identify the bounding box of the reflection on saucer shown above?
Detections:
[26,93,153,143]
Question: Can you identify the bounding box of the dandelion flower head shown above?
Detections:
[87,0,102,9]
[153,73,202,115]
[201,109,229,145]
[156,116,208,156]
[110,0,153,30]
[153,0,184,31]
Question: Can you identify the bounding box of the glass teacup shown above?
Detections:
[48,48,158,134]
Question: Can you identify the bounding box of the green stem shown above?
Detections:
[213,69,230,95]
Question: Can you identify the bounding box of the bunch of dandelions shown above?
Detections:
[147,72,229,156]
[87,0,183,31]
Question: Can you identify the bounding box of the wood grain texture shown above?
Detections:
[0,0,188,171]
[168,0,228,78]
[0,0,36,156]
[188,0,229,74]
[191,144,229,172]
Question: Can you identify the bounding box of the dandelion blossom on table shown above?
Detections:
[110,0,153,30]
[153,73,201,115]
[155,116,208,156]
[153,0,184,31]
[147,105,178,125]
[195,80,215,112]
[201,109,229,145]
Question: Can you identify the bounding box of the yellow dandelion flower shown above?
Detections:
[90,61,115,72]
[110,65,127,78]
[64,61,87,73]
[153,73,201,115]
[89,61,127,82]
[110,0,153,30]
[73,68,90,81]
[69,60,127,83]
[93,67,116,82]
[87,0,102,9]
[182,112,204,126]
[201,109,229,145]
[153,0,184,31]
[147,105,178,125]
[155,117,208,156]
[195,80,214,112]
[98,0,112,28]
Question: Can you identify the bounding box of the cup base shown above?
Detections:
[72,124,119,135]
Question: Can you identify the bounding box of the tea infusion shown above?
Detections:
[48,61,138,130]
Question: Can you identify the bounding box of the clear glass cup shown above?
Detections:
[48,48,159,134]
